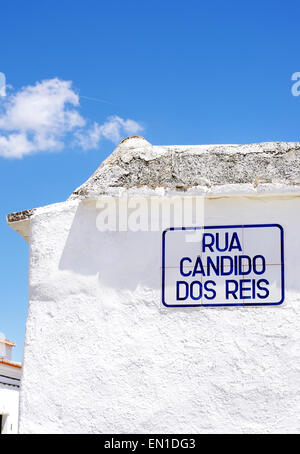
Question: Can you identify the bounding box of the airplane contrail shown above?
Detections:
[80,95,112,105]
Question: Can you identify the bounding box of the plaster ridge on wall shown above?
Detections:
[7,186,300,243]
[8,184,300,222]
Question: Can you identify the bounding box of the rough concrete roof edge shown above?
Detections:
[6,209,35,224]
[108,136,300,153]
[6,136,300,228]
[70,136,300,200]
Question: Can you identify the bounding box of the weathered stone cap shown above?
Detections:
[6,209,35,243]
[7,136,300,242]
[70,136,300,199]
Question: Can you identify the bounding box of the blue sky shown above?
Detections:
[1,0,300,361]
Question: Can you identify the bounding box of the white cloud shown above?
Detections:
[76,116,144,150]
[0,78,144,158]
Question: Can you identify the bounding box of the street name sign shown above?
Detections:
[162,224,284,307]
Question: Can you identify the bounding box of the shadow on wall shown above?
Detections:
[59,200,162,291]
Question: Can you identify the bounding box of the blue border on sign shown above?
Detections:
[162,224,285,308]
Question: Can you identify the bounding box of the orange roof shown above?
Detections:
[0,358,22,369]
[0,338,16,347]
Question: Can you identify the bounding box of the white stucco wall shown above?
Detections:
[19,193,300,433]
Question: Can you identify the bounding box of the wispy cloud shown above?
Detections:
[0,78,143,158]
[75,116,144,150]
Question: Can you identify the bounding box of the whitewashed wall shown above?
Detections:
[19,194,300,433]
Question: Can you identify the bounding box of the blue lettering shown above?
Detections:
[221,256,233,275]
[257,279,269,298]
[192,256,205,276]
[253,255,266,275]
[239,255,252,275]
[229,232,242,252]
[240,279,252,299]
[180,257,192,277]
[202,233,214,252]
[190,281,202,300]
[207,256,220,276]
[226,280,239,299]
[216,232,228,252]
[204,280,216,300]
[176,281,189,300]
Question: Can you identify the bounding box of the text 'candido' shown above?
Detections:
[162,225,284,307]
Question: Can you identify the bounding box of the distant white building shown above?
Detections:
[0,339,22,434]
